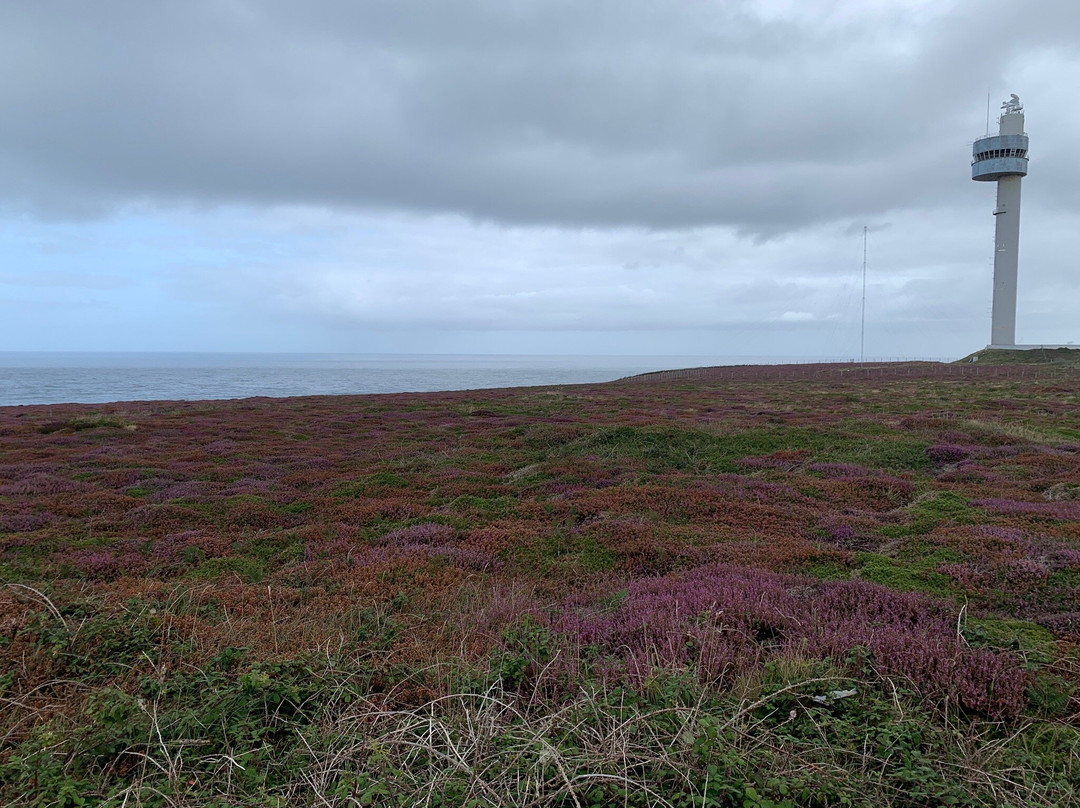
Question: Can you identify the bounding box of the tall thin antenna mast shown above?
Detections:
[860,225,867,363]
[986,90,991,137]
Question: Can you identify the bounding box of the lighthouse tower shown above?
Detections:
[972,95,1029,347]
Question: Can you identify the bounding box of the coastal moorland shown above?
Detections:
[2,362,1079,807]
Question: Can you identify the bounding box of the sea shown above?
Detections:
[0,352,846,407]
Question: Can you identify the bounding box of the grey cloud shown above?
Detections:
[2,0,1079,234]
[157,204,988,336]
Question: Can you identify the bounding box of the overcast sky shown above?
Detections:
[2,0,1078,358]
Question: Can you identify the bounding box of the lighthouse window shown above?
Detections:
[973,147,1027,162]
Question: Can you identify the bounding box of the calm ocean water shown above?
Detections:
[0,352,839,407]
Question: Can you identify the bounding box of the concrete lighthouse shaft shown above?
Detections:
[972,95,1029,347]
[991,175,1022,347]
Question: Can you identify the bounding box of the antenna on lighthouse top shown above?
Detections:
[986,90,991,137]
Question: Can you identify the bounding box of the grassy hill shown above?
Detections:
[2,368,1079,806]
[956,346,1080,366]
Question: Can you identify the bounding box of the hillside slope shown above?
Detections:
[956,346,1080,366]
[2,370,1079,805]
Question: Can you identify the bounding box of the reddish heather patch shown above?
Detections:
[813,475,915,512]
[817,520,880,551]
[974,498,1080,520]
[738,449,811,472]
[55,539,151,580]
[380,522,457,546]
[151,530,234,568]
[926,444,973,463]
[1036,612,1080,636]
[0,473,90,496]
[0,511,56,533]
[805,461,882,478]
[518,564,1028,716]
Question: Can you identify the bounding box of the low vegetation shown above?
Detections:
[2,363,1078,806]
[956,347,1080,367]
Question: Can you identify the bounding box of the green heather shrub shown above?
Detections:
[881,491,976,538]
[856,550,959,596]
